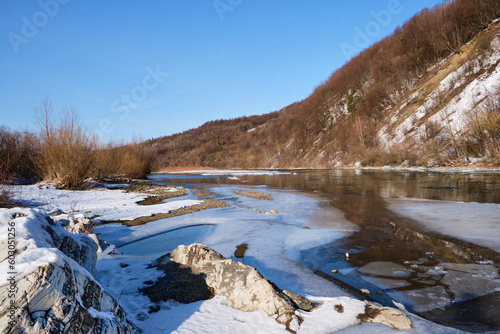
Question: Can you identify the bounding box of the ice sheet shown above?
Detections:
[388,198,500,252]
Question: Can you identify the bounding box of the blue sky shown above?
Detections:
[0,0,444,143]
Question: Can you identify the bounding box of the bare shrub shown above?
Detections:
[0,163,16,208]
[33,98,99,189]
[0,127,37,179]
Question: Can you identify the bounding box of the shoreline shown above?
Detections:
[152,166,500,174]
[5,175,500,332]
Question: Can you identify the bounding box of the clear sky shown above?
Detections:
[0,0,444,143]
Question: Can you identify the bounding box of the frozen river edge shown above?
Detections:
[3,177,500,333]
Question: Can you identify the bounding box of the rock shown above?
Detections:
[0,208,135,334]
[148,244,413,332]
[1,263,134,334]
[282,290,314,311]
[149,253,172,267]
[88,233,110,253]
[234,243,248,258]
[163,244,310,328]
[358,304,412,330]
[58,232,98,276]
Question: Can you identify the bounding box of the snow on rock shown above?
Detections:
[0,208,135,333]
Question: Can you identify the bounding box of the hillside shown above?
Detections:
[147,0,500,170]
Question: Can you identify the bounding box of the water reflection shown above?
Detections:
[148,169,500,331]
[149,169,500,203]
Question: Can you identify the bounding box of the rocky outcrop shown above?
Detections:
[150,244,305,328]
[148,244,412,331]
[0,208,135,334]
[50,211,110,254]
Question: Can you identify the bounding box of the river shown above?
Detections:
[148,169,500,332]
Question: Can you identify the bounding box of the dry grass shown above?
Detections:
[80,219,101,234]
[465,91,500,162]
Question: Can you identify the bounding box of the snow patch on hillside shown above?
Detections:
[378,32,500,152]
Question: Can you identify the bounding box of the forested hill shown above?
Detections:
[147,0,500,170]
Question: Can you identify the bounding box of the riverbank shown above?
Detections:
[3,174,499,333]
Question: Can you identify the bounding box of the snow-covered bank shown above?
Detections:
[2,181,483,333]
[0,208,135,333]
[13,183,201,221]
[93,185,464,333]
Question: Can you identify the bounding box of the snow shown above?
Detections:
[12,184,202,221]
[0,208,96,283]
[378,32,500,150]
[88,307,115,320]
[297,297,366,333]
[388,198,500,252]
[3,181,486,333]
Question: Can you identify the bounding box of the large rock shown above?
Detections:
[0,208,135,334]
[154,244,305,328]
[149,243,413,331]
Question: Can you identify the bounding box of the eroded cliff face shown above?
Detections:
[0,208,135,334]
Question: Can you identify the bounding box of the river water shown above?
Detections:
[149,169,500,332]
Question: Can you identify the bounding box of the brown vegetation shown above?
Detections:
[0,164,14,208]
[464,89,500,161]
[1,98,154,190]
[33,98,99,189]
